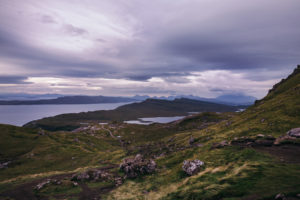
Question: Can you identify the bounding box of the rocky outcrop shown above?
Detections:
[287,128,300,138]
[71,169,112,181]
[182,159,204,176]
[119,154,156,178]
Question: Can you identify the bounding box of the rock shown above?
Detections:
[74,138,79,142]
[257,134,265,138]
[287,127,300,138]
[275,193,286,200]
[182,159,204,176]
[274,135,296,145]
[34,179,51,191]
[71,169,111,181]
[189,136,195,146]
[195,143,203,147]
[0,161,11,169]
[119,154,156,178]
[231,137,255,146]
[261,119,265,123]
[72,182,78,186]
[296,194,300,198]
[225,121,232,127]
[212,140,229,148]
[114,177,123,186]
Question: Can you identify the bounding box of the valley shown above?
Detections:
[0,66,299,200]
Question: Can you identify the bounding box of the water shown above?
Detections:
[125,116,186,125]
[0,102,130,126]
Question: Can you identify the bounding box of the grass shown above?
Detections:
[1,66,300,199]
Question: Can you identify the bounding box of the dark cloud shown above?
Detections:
[0,76,30,84]
[0,0,299,97]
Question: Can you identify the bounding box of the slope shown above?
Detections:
[24,98,241,131]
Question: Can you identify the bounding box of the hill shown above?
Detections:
[23,98,241,131]
[0,95,136,105]
[0,65,299,200]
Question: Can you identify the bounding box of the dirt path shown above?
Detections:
[254,144,300,164]
[0,173,73,200]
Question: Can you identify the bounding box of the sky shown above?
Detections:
[0,0,299,98]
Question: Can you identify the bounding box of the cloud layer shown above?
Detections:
[0,0,299,98]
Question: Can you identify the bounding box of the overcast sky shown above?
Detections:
[0,0,299,98]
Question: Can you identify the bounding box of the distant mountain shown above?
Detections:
[215,94,257,105]
[24,98,243,131]
[0,93,63,100]
[146,94,256,105]
[0,93,256,105]
[0,95,136,105]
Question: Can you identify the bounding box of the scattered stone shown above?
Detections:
[287,128,300,138]
[34,179,51,191]
[257,134,265,138]
[231,137,255,146]
[189,136,195,146]
[72,182,78,186]
[0,161,11,169]
[71,169,111,181]
[274,135,296,145]
[38,129,45,136]
[275,193,286,200]
[225,121,232,127]
[114,177,123,186]
[261,119,265,123]
[74,138,79,142]
[182,159,205,176]
[212,140,229,148]
[119,154,156,178]
[195,143,203,147]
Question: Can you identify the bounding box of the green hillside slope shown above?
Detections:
[0,66,299,200]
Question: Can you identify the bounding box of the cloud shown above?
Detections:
[40,15,56,24]
[0,76,31,84]
[0,0,299,97]
[63,24,88,36]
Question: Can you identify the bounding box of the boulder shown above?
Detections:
[34,179,51,191]
[182,159,204,176]
[212,140,229,148]
[287,128,300,138]
[119,154,156,178]
[275,193,286,200]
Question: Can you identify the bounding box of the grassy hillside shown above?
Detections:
[24,98,241,131]
[0,66,299,199]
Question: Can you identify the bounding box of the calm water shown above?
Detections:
[125,116,185,125]
[0,103,130,126]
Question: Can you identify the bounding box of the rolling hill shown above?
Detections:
[23,98,242,131]
[0,65,299,200]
